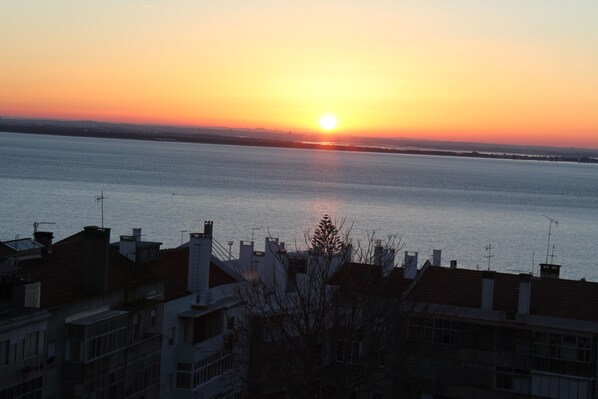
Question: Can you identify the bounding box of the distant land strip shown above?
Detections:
[1,121,596,164]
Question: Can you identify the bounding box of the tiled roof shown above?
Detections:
[19,231,155,309]
[20,230,243,307]
[531,277,598,321]
[329,262,413,298]
[410,267,516,311]
[410,266,598,323]
[143,247,241,301]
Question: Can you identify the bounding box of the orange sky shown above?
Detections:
[1,1,597,148]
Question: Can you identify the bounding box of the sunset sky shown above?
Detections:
[1,1,597,148]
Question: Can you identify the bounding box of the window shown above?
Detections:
[13,339,23,362]
[177,363,192,389]
[182,320,193,344]
[149,308,157,329]
[531,373,591,399]
[534,332,592,363]
[495,367,530,394]
[23,332,39,358]
[408,317,460,346]
[337,340,360,364]
[0,340,8,366]
[66,315,127,363]
[0,377,43,399]
[176,351,233,390]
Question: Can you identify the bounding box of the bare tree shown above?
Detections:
[229,215,410,398]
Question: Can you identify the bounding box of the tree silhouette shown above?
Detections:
[229,216,409,398]
[311,215,342,254]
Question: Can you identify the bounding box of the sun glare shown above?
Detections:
[319,114,337,130]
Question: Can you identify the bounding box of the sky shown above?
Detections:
[1,1,597,148]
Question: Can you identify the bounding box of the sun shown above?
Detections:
[319,114,337,130]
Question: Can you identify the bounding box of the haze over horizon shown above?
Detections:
[1,1,597,148]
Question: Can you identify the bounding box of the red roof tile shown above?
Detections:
[21,231,242,307]
[20,232,155,309]
[329,262,413,298]
[410,266,598,322]
[125,247,240,301]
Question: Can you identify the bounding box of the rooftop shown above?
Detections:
[409,265,598,323]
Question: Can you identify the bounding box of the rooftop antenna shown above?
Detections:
[33,221,55,233]
[227,241,234,260]
[96,191,107,228]
[549,244,557,264]
[542,215,558,264]
[484,244,494,270]
[531,251,535,275]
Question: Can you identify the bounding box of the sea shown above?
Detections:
[1,131,597,281]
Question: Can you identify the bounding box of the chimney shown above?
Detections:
[204,221,213,236]
[481,271,495,310]
[450,260,457,269]
[432,249,441,267]
[374,240,383,266]
[404,251,418,279]
[132,228,142,242]
[517,273,532,315]
[34,231,54,256]
[539,263,560,279]
[119,235,136,262]
[239,240,255,276]
[83,226,111,295]
[264,237,283,287]
[376,243,396,276]
[188,224,212,305]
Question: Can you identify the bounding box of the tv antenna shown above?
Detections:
[542,215,558,264]
[484,244,494,270]
[96,191,107,228]
[33,221,55,233]
[549,244,557,264]
[227,241,234,260]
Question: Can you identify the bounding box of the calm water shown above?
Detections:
[1,131,598,280]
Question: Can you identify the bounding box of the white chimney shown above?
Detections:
[188,226,212,305]
[517,274,531,314]
[132,228,142,242]
[481,271,495,310]
[238,240,255,277]
[404,251,418,279]
[376,243,396,276]
[432,249,442,267]
[119,235,136,262]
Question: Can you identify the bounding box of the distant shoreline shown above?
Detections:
[1,121,596,164]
